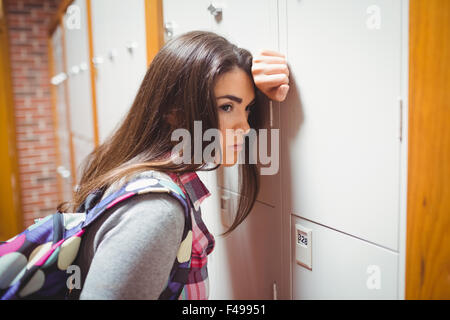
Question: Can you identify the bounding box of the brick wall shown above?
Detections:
[5,0,62,228]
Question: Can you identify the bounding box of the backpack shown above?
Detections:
[0,172,192,300]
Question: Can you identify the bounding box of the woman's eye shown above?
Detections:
[220,104,232,112]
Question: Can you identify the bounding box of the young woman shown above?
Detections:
[60,30,290,300]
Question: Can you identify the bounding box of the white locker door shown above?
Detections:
[90,0,115,143]
[211,0,281,207]
[91,0,148,143]
[292,215,398,299]
[72,137,94,180]
[51,25,73,201]
[63,0,94,143]
[205,188,282,299]
[114,0,147,121]
[281,0,404,250]
[210,0,278,53]
[198,0,283,298]
[162,0,213,41]
[63,0,96,179]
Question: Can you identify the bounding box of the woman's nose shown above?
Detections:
[235,114,251,137]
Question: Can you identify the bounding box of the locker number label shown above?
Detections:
[297,232,308,247]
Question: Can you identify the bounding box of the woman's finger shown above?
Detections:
[253,73,289,89]
[276,84,290,101]
[266,84,290,102]
[251,63,290,77]
[256,49,286,58]
[253,55,287,65]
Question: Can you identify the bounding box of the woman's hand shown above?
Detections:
[251,49,290,102]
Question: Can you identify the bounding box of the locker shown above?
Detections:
[161,0,285,298]
[203,187,282,299]
[189,0,283,208]
[210,0,279,53]
[161,0,284,204]
[162,0,213,40]
[280,0,406,251]
[114,0,147,122]
[90,0,148,143]
[291,215,398,299]
[63,0,95,142]
[51,25,73,201]
[162,0,280,52]
[72,136,95,180]
[89,0,117,142]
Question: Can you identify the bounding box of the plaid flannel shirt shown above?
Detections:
[167,171,215,300]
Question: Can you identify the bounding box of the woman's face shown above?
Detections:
[214,67,256,166]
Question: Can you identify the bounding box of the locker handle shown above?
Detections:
[108,49,119,61]
[50,72,67,86]
[164,22,174,38]
[126,42,139,53]
[207,3,223,17]
[70,65,80,75]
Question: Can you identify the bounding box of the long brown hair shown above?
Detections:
[58,31,263,236]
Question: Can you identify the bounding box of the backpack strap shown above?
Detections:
[81,173,190,230]
[75,186,107,213]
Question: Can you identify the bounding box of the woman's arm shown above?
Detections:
[251,49,290,102]
[79,193,185,300]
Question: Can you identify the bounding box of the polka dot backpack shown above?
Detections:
[0,173,192,300]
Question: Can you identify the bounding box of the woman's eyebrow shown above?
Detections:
[216,95,242,103]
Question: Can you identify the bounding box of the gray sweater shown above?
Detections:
[72,189,185,299]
